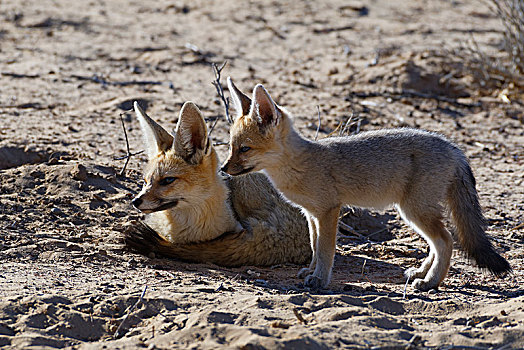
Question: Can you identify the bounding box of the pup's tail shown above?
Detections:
[448,160,511,275]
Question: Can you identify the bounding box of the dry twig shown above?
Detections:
[403,276,410,299]
[115,111,144,176]
[350,90,481,108]
[209,61,231,139]
[361,259,367,276]
[360,258,373,284]
[314,105,321,140]
[114,285,148,339]
[292,308,308,324]
[313,24,354,34]
[340,112,355,136]
[338,221,364,239]
[71,74,165,87]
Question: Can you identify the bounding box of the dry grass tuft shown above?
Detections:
[454,0,524,96]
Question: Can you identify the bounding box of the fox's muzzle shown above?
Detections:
[132,196,179,213]
[150,200,179,212]
[221,160,254,176]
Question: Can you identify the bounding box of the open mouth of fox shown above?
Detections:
[142,200,179,213]
[230,166,255,176]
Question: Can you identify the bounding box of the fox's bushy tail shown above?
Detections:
[123,220,253,266]
[448,160,511,275]
[123,220,310,266]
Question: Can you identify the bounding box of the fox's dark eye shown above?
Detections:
[239,146,251,153]
[159,177,177,186]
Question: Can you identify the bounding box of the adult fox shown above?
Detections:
[125,101,311,266]
[221,79,510,290]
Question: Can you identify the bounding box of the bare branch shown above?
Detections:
[207,115,221,138]
[403,276,410,299]
[114,285,148,338]
[292,308,308,324]
[115,111,143,177]
[340,112,354,136]
[210,61,232,138]
[314,105,321,141]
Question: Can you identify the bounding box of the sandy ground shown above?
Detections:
[1,0,523,348]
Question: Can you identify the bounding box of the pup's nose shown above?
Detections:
[132,198,143,208]
[220,164,228,173]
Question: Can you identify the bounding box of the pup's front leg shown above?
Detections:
[298,213,318,279]
[304,208,339,289]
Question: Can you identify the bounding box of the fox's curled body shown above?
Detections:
[125,102,311,266]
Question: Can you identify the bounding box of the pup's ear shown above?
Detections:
[227,77,251,120]
[251,84,281,128]
[134,101,174,159]
[173,102,210,164]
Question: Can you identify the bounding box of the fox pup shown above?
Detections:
[221,79,511,290]
[127,101,311,266]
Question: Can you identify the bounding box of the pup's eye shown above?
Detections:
[159,177,177,186]
[239,146,251,153]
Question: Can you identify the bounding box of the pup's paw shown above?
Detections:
[412,278,438,292]
[404,267,426,280]
[297,267,312,279]
[304,275,323,289]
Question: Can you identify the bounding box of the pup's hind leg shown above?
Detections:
[298,213,318,279]
[398,205,453,291]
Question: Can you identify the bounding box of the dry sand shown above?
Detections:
[1,0,523,348]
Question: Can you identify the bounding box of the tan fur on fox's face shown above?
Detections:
[133,101,217,213]
[223,78,287,175]
[137,147,218,213]
[226,117,277,175]
[132,101,242,244]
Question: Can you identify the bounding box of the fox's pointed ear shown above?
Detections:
[251,84,281,128]
[227,77,251,120]
[134,101,174,159]
[173,102,210,164]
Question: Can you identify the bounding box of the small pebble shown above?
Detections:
[71,163,88,181]
[255,279,268,286]
[51,207,62,215]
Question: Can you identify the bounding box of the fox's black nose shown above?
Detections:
[132,198,143,208]
[220,164,228,173]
